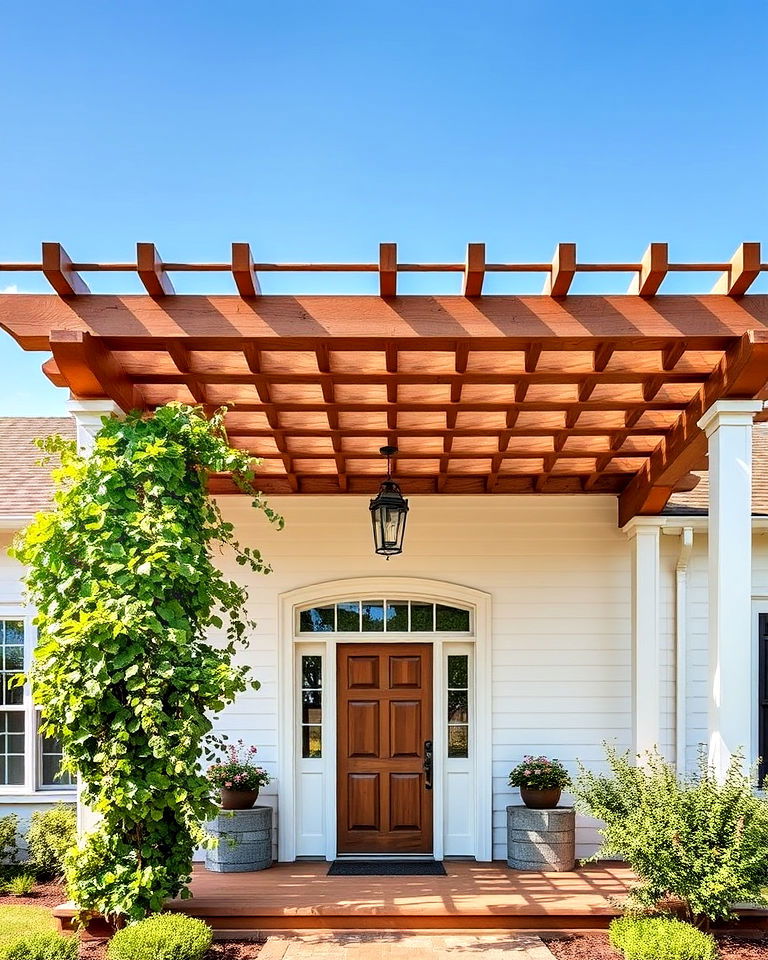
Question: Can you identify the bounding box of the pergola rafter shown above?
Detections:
[1,242,767,523]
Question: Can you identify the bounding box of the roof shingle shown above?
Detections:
[0,417,75,517]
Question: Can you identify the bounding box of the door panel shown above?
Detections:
[337,642,433,854]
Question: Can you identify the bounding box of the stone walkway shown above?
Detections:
[259,933,556,960]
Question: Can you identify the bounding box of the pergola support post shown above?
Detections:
[698,399,763,779]
[66,398,124,834]
[626,520,661,759]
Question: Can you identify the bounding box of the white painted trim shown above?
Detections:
[675,528,694,773]
[626,525,660,756]
[277,577,492,863]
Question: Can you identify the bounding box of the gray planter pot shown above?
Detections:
[205,805,273,873]
[506,804,576,872]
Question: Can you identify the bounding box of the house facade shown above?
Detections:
[0,242,767,863]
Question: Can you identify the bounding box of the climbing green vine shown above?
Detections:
[10,403,282,921]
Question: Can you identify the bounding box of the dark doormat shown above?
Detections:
[328,860,447,876]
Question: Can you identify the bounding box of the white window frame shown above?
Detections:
[0,608,77,800]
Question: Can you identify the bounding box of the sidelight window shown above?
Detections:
[300,655,322,758]
[447,654,469,758]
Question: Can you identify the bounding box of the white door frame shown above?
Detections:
[277,576,492,862]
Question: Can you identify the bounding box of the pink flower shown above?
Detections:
[225,781,232,788]
[524,769,531,776]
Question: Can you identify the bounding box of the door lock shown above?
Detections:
[423,739,433,790]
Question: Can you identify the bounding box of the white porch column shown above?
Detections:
[698,399,762,779]
[66,398,123,834]
[67,399,123,455]
[626,520,661,758]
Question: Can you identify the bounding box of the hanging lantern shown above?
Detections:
[369,446,409,557]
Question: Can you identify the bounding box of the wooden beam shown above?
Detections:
[49,330,139,412]
[712,243,761,296]
[379,243,397,297]
[593,342,614,372]
[137,243,175,296]
[618,331,768,525]
[232,243,261,297]
[662,341,687,371]
[524,343,542,373]
[167,341,206,403]
[42,356,66,387]
[41,243,90,296]
[628,243,668,297]
[543,243,576,297]
[462,243,485,297]
[2,294,766,352]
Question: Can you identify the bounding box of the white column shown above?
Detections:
[67,399,122,456]
[698,399,762,779]
[626,520,661,758]
[66,398,123,834]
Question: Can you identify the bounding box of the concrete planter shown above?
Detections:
[506,804,576,872]
[205,805,273,873]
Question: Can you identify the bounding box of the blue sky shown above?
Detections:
[1,0,766,415]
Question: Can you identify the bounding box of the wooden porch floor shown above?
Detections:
[169,861,632,932]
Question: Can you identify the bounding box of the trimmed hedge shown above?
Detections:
[0,932,77,960]
[26,805,76,879]
[106,913,212,960]
[609,916,718,960]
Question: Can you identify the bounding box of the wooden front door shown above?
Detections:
[337,643,433,854]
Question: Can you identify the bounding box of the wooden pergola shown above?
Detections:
[2,242,767,525]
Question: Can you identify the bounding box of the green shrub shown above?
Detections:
[609,916,718,960]
[572,745,768,924]
[26,805,76,879]
[0,816,18,866]
[4,873,35,897]
[106,913,212,960]
[0,931,77,960]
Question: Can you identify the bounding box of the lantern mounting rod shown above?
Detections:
[379,445,398,478]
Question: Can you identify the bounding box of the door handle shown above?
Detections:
[423,739,433,790]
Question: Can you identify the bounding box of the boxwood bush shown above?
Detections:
[26,805,76,880]
[106,913,212,960]
[0,931,77,960]
[609,916,717,960]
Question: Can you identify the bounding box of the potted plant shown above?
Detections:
[207,740,272,810]
[508,755,570,809]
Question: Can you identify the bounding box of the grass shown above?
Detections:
[0,905,56,943]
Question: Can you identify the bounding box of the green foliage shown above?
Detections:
[106,913,212,960]
[3,873,36,896]
[0,816,18,865]
[0,932,77,960]
[609,916,718,960]
[508,756,570,790]
[10,403,282,921]
[26,805,76,879]
[572,744,768,924]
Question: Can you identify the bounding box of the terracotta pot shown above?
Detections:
[520,786,561,809]
[219,787,259,810]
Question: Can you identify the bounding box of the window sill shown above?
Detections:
[0,791,77,804]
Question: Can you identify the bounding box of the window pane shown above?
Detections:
[448,726,469,758]
[436,605,470,632]
[302,690,322,724]
[361,601,385,632]
[4,646,23,671]
[2,680,22,707]
[448,655,468,689]
[385,602,409,631]
[0,711,24,786]
[4,622,23,645]
[302,725,322,759]
[411,603,434,632]
[337,602,361,632]
[299,607,335,632]
[301,655,322,689]
[448,690,468,723]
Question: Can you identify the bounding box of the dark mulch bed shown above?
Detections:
[547,935,768,960]
[79,938,262,958]
[0,880,67,908]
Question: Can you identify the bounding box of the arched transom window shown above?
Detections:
[297,599,471,634]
